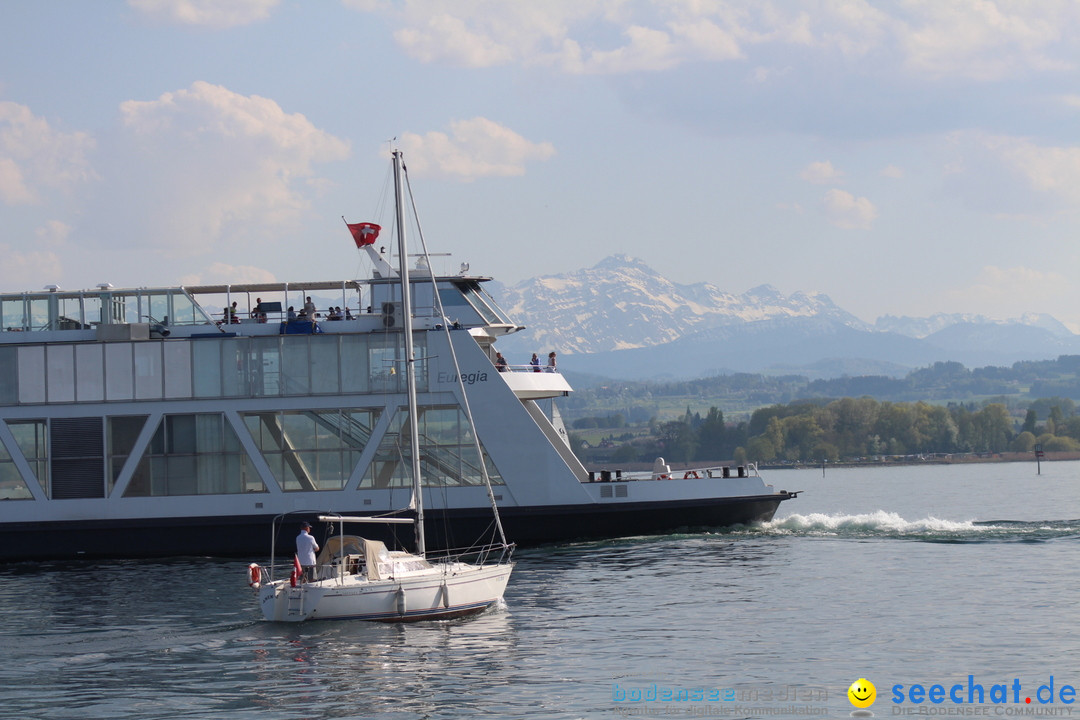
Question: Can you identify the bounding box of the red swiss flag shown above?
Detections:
[348,222,381,247]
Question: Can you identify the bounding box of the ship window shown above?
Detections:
[17,346,45,404]
[280,338,310,395]
[367,334,428,394]
[362,405,504,490]
[26,297,48,332]
[56,296,88,329]
[144,292,169,326]
[0,430,31,499]
[81,296,102,327]
[1,297,26,331]
[249,337,282,397]
[241,409,377,492]
[6,419,47,497]
[192,341,221,398]
[162,341,191,398]
[75,344,104,402]
[0,347,17,403]
[46,344,75,403]
[133,343,163,399]
[368,340,402,394]
[340,335,369,393]
[436,286,484,326]
[221,338,245,397]
[168,291,208,327]
[124,413,261,497]
[104,342,133,401]
[107,415,148,494]
[0,457,31,499]
[460,285,503,324]
[441,281,511,325]
[310,335,340,394]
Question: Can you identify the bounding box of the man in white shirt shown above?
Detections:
[296,521,320,583]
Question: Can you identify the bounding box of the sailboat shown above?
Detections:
[249,150,514,622]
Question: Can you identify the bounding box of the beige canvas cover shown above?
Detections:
[316,534,366,567]
[364,539,392,580]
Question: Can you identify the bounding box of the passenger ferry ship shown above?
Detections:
[0,229,795,562]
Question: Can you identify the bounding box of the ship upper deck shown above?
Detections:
[0,273,520,343]
[0,275,572,405]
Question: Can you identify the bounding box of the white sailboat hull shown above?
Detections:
[258,562,513,622]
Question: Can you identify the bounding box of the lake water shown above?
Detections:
[2,460,1078,719]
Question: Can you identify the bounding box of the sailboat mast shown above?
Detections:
[393,149,425,557]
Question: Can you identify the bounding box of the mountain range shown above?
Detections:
[489,255,1080,381]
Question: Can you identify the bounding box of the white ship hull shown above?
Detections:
[258,562,512,622]
[0,270,796,561]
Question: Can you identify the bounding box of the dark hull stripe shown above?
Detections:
[312,600,495,623]
[0,494,794,561]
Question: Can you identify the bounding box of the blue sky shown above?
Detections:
[4,1,1080,328]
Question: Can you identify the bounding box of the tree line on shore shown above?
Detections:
[564,356,1080,416]
[571,396,1080,465]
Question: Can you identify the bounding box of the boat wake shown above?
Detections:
[752,511,1080,543]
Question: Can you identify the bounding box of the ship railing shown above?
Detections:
[585,463,760,482]
[425,540,515,566]
[500,363,559,374]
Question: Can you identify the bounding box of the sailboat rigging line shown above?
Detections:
[402,162,512,552]
[374,159,393,223]
[392,150,426,558]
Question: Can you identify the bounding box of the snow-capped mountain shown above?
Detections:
[493,254,865,355]
[876,312,1076,339]
[489,255,1080,379]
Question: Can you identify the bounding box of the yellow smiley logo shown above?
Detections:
[848,678,876,708]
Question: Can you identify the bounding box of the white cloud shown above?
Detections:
[398,117,555,181]
[0,244,62,288]
[0,157,32,204]
[394,13,515,66]
[801,160,844,184]
[749,65,792,83]
[578,25,682,74]
[896,2,1075,80]
[349,2,1080,81]
[356,1,739,73]
[116,81,349,253]
[944,265,1073,320]
[823,188,877,229]
[0,102,96,205]
[34,220,72,247]
[127,0,280,28]
[670,19,743,62]
[981,134,1080,204]
[178,261,278,285]
[880,164,904,178]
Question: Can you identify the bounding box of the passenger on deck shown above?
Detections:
[495,352,508,372]
[530,353,541,372]
[547,351,557,372]
[296,522,319,583]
